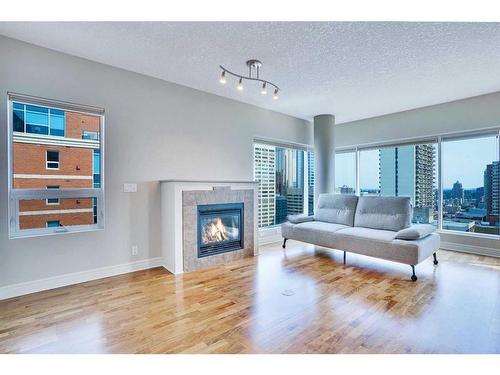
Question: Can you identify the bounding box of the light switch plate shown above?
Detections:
[124,183,137,193]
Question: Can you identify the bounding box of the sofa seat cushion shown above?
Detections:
[313,194,359,226]
[335,227,440,265]
[335,226,397,243]
[283,221,349,248]
[354,196,412,231]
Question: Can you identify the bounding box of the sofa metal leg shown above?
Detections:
[433,252,438,265]
[343,251,346,264]
[282,238,287,249]
[411,265,417,282]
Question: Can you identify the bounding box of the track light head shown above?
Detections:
[261,82,267,95]
[237,77,244,91]
[219,70,226,84]
[273,88,279,100]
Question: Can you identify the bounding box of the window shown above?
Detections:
[340,132,500,237]
[13,103,66,136]
[307,151,315,215]
[46,150,60,169]
[46,185,60,205]
[82,130,99,141]
[358,142,437,225]
[254,142,310,228]
[359,149,380,197]
[93,150,101,224]
[335,151,356,194]
[47,220,60,228]
[8,93,104,238]
[441,134,499,235]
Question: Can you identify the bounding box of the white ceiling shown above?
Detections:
[1,22,500,123]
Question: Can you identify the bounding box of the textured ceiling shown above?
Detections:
[1,22,500,123]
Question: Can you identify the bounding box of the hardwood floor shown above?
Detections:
[1,242,500,354]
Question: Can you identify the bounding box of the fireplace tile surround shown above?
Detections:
[160,180,258,274]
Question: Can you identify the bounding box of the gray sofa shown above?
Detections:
[281,194,440,281]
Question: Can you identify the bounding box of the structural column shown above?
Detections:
[313,114,335,203]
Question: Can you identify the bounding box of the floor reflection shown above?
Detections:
[0,242,499,353]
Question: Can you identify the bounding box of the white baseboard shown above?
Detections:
[258,226,283,245]
[0,257,164,301]
[440,241,500,258]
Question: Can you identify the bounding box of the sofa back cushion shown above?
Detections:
[354,196,412,231]
[314,194,358,226]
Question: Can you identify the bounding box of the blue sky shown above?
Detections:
[336,135,498,190]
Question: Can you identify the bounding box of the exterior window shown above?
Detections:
[92,150,101,224]
[49,108,65,136]
[359,149,380,197]
[340,133,499,238]
[46,185,60,205]
[441,134,499,235]
[82,131,99,141]
[46,150,60,169]
[335,151,356,194]
[26,105,49,135]
[254,143,310,228]
[359,142,437,225]
[13,103,65,136]
[8,93,104,238]
[307,151,315,215]
[93,150,101,188]
[13,102,25,132]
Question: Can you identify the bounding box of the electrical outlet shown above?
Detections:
[131,245,138,256]
[124,183,137,193]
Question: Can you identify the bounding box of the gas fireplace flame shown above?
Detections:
[201,217,237,244]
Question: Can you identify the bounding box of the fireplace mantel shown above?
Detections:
[160,180,258,274]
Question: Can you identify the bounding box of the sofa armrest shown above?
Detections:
[395,224,436,240]
[287,214,314,224]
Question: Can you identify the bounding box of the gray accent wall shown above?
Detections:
[335,91,500,149]
[0,36,312,287]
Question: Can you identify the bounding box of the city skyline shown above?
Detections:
[254,144,313,227]
[338,137,498,190]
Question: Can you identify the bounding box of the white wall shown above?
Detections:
[336,92,500,253]
[0,36,312,288]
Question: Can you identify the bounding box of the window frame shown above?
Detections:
[7,92,105,239]
[334,149,358,195]
[45,150,60,170]
[253,138,312,229]
[82,130,99,141]
[46,185,60,205]
[46,220,61,228]
[438,132,500,238]
[337,129,500,240]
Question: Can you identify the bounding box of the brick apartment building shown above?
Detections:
[12,102,101,229]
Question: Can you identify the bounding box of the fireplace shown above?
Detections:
[197,203,244,257]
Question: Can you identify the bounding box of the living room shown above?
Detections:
[0,1,499,372]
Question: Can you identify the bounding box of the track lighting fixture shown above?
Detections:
[219,59,280,99]
[219,70,226,84]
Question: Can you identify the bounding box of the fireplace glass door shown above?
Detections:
[197,203,244,257]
